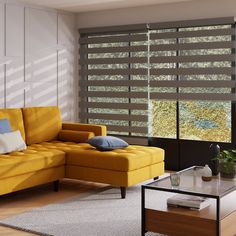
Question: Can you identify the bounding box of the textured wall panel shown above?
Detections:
[0,2,76,121]
[58,13,76,120]
[0,3,4,108]
[25,82,57,107]
[25,7,58,107]
[5,4,24,108]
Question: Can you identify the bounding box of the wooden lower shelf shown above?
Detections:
[145,208,216,236]
[144,190,236,236]
[145,208,236,236]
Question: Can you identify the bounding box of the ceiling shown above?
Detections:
[19,0,193,13]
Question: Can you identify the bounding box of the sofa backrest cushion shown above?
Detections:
[22,106,62,145]
[0,108,25,140]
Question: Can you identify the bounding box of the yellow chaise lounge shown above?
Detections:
[0,106,164,198]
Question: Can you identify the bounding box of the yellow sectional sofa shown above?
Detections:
[0,106,164,198]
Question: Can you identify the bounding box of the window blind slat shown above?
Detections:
[81,80,148,87]
[79,45,147,54]
[106,125,148,133]
[81,91,148,98]
[79,24,147,35]
[80,68,148,76]
[150,41,234,51]
[150,93,235,101]
[150,80,235,88]
[150,54,235,63]
[79,54,235,65]
[81,113,148,122]
[150,28,234,40]
[80,34,147,44]
[118,136,148,145]
[80,57,148,65]
[81,102,148,110]
[81,54,234,65]
[150,67,234,76]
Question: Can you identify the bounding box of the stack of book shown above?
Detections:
[167,194,210,211]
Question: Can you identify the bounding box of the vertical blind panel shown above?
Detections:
[79,31,149,137]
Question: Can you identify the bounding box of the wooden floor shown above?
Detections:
[0,179,106,236]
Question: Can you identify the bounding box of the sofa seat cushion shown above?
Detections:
[0,148,65,179]
[30,141,164,172]
[29,141,88,152]
[66,144,164,172]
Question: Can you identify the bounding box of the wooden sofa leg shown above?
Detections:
[53,180,59,192]
[120,187,126,199]
[153,176,159,181]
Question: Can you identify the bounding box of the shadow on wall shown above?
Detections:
[0,64,4,108]
[0,6,76,122]
[58,48,75,121]
[0,48,74,121]
[25,49,58,107]
[6,60,24,108]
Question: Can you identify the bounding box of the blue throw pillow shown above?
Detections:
[88,136,129,151]
[0,119,12,134]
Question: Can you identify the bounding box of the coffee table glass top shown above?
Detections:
[146,166,236,197]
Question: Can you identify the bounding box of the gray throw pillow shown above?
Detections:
[88,136,129,151]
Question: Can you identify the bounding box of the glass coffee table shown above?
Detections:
[141,166,236,236]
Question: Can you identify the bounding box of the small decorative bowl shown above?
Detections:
[202,176,212,182]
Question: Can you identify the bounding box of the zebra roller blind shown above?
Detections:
[79,26,149,140]
[79,17,235,140]
[149,18,235,101]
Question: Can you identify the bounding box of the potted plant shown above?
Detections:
[216,150,236,179]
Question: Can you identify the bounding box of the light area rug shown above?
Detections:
[0,183,168,236]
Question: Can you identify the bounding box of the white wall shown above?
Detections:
[77,0,236,28]
[0,1,77,121]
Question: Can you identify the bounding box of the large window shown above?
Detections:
[149,24,234,143]
[79,18,235,144]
